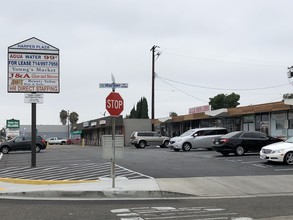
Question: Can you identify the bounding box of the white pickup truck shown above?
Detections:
[46,137,67,145]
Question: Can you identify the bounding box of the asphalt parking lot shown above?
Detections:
[0,144,292,180]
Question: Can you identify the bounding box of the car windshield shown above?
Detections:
[8,137,18,142]
[179,130,195,137]
[285,137,293,143]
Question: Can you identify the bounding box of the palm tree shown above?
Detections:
[69,112,79,125]
[59,110,68,125]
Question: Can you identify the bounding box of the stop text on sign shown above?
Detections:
[106,99,123,109]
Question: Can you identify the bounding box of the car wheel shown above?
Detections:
[160,140,169,148]
[134,144,140,148]
[1,146,9,154]
[36,145,41,153]
[182,143,191,151]
[139,141,146,148]
[284,152,293,165]
[235,146,245,156]
[221,152,229,156]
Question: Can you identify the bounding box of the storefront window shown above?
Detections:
[272,112,286,130]
[276,120,285,130]
[288,111,293,129]
[200,120,210,128]
[261,113,269,121]
[243,115,254,123]
[255,115,261,131]
[255,113,269,131]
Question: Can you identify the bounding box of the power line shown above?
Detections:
[157,76,290,91]
[157,77,208,103]
[161,47,287,68]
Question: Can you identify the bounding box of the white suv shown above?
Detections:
[169,127,228,152]
[129,131,170,148]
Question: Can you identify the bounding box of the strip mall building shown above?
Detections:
[74,100,293,146]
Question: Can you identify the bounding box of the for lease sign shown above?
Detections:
[7,37,59,93]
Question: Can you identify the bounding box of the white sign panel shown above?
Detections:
[24,93,44,104]
[102,135,124,159]
[8,37,59,93]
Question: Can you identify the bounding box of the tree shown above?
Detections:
[140,97,149,118]
[69,112,79,125]
[283,93,293,99]
[169,112,178,117]
[60,110,68,125]
[209,92,240,110]
[127,106,137,118]
[126,97,149,119]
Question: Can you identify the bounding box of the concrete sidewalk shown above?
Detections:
[0,175,293,200]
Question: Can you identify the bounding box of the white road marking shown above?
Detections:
[0,162,153,181]
[241,161,263,164]
[252,164,268,168]
[110,206,252,220]
[275,168,293,171]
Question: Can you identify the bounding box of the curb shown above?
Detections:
[0,190,192,200]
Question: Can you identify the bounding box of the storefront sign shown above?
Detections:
[189,105,211,114]
[6,119,20,128]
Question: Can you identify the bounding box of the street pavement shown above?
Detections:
[1,150,293,219]
[0,172,293,219]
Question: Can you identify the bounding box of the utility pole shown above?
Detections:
[150,45,159,131]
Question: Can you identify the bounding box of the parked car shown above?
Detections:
[169,127,228,152]
[67,138,81,145]
[129,131,170,148]
[260,137,293,165]
[46,137,67,145]
[0,135,47,154]
[213,131,283,156]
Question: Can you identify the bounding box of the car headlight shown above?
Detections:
[272,149,285,154]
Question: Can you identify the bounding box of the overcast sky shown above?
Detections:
[1,0,293,126]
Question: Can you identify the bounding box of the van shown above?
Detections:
[169,127,228,152]
[129,131,170,148]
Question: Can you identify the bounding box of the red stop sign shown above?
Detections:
[106,92,124,116]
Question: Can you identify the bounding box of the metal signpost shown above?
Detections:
[8,37,59,167]
[100,75,127,188]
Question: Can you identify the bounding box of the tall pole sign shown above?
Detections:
[8,37,59,167]
[8,37,59,93]
[99,75,127,188]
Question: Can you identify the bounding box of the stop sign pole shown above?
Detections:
[100,75,127,188]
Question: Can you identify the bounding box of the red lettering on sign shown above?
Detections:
[9,54,23,59]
